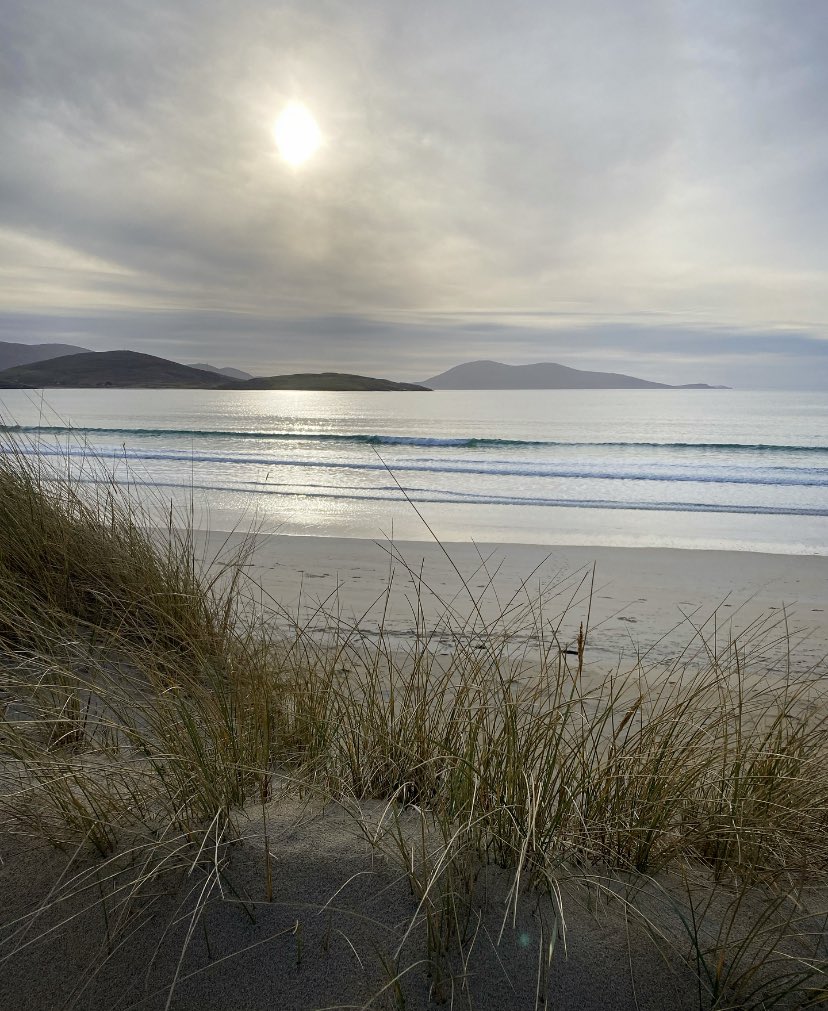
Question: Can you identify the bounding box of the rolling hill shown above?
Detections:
[187,363,253,381]
[0,340,90,372]
[0,351,224,389]
[0,353,430,391]
[237,372,429,391]
[423,360,725,390]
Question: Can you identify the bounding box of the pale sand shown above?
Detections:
[2,536,826,1009]
[2,794,822,1010]
[211,533,828,675]
[0,795,709,1011]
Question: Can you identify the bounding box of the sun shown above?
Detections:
[273,102,322,167]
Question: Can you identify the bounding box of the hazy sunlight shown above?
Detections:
[273,102,322,167]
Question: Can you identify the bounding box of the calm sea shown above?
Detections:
[1,388,826,554]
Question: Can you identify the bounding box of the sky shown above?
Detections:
[1,0,827,388]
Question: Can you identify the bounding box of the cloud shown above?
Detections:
[1,0,826,385]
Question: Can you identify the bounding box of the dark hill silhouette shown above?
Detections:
[0,353,430,391]
[0,340,90,373]
[0,351,223,389]
[423,360,726,390]
[238,372,429,391]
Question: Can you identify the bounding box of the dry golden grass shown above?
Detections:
[0,424,826,1008]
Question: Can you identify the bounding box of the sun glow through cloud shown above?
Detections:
[273,102,322,167]
[3,3,827,389]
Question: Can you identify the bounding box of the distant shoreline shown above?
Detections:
[0,382,733,391]
[0,345,730,390]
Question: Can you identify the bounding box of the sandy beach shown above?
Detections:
[214,533,828,675]
[2,530,827,1010]
[0,794,727,1011]
[4,0,828,1002]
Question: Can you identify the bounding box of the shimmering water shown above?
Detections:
[1,388,826,553]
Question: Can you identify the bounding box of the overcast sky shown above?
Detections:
[1,0,827,387]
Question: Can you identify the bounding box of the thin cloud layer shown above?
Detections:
[1,0,826,386]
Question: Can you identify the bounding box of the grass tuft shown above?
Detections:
[0,423,825,1008]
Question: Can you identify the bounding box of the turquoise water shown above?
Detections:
[1,388,826,554]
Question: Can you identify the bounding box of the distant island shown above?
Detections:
[0,343,727,392]
[0,351,224,389]
[423,360,729,390]
[0,349,429,392]
[241,372,428,391]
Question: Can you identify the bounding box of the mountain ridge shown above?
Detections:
[423,360,728,390]
[0,340,91,373]
[0,351,228,389]
[0,347,728,392]
[0,351,429,391]
[187,362,253,381]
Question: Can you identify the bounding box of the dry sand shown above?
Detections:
[212,533,828,675]
[1,795,712,1011]
[2,535,827,1009]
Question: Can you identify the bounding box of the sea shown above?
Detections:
[0,388,826,555]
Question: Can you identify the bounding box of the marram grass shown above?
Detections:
[0,425,826,1008]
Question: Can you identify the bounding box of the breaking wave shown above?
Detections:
[1,424,826,455]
